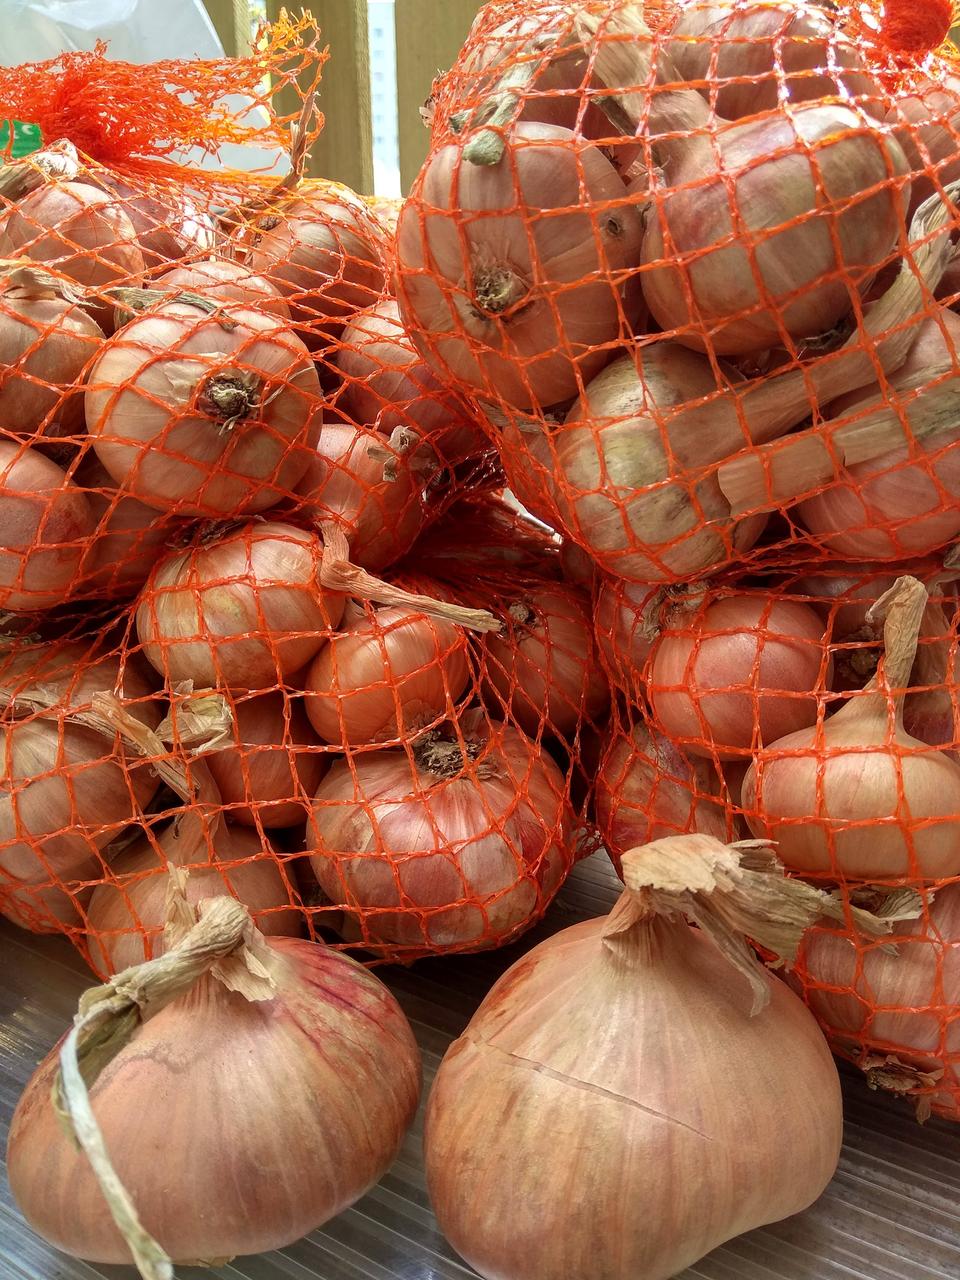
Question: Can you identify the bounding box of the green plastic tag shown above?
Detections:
[0,121,43,159]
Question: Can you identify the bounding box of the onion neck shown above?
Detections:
[850,575,929,727]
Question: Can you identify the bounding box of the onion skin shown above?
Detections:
[206,691,327,827]
[85,300,321,516]
[0,441,96,611]
[136,521,345,692]
[7,936,421,1263]
[480,587,609,738]
[154,258,290,320]
[305,606,471,746]
[396,121,643,412]
[647,593,831,759]
[594,720,728,875]
[425,892,841,1280]
[0,270,103,437]
[306,714,572,953]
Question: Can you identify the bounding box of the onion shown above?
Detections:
[7,892,421,1267]
[424,836,846,1280]
[306,710,572,954]
[799,885,960,1121]
[581,6,909,356]
[245,183,387,350]
[92,172,217,267]
[0,440,96,611]
[594,577,664,694]
[888,73,960,217]
[0,181,144,316]
[305,605,471,746]
[480,586,609,738]
[594,720,728,875]
[206,690,328,827]
[365,194,402,241]
[665,1,884,122]
[558,538,593,587]
[85,297,320,516]
[0,644,159,933]
[648,591,832,759]
[396,121,644,412]
[136,521,345,692]
[0,262,103,437]
[335,299,488,463]
[153,258,290,319]
[744,576,960,879]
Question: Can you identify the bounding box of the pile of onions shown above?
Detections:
[0,641,159,932]
[0,440,97,611]
[153,258,290,319]
[305,710,572,953]
[594,720,728,874]
[480,585,608,738]
[396,120,644,412]
[0,263,103,437]
[85,297,321,516]
[799,885,960,1121]
[135,520,345,691]
[7,892,421,1267]
[425,836,849,1280]
[744,576,960,879]
[244,183,388,349]
[305,605,471,746]
[647,590,831,759]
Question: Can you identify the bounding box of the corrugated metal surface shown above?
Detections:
[2,850,959,1280]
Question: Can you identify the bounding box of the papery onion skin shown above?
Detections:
[647,594,831,759]
[136,521,345,692]
[425,906,841,1280]
[306,713,571,952]
[594,720,729,875]
[206,691,327,827]
[154,259,291,320]
[7,936,422,1262]
[85,300,321,516]
[396,122,644,412]
[480,586,609,738]
[305,605,471,746]
[0,441,96,611]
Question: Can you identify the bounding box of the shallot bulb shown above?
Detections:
[136,521,345,692]
[153,258,290,320]
[7,893,421,1267]
[306,711,572,954]
[744,576,960,879]
[799,885,960,1121]
[0,441,96,611]
[594,576,665,696]
[425,836,847,1280]
[0,263,103,437]
[305,605,471,746]
[245,183,388,349]
[594,720,728,875]
[647,591,832,759]
[85,298,321,516]
[480,585,609,738]
[0,644,158,932]
[92,171,217,267]
[396,121,643,412]
[665,1,884,122]
[888,74,960,217]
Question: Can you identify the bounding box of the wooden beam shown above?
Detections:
[203,0,251,57]
[395,0,481,192]
[266,0,374,193]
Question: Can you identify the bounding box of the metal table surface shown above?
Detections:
[2,850,959,1280]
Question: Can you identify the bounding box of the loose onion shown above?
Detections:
[306,710,572,953]
[396,121,643,412]
[647,591,831,759]
[153,258,290,320]
[7,893,421,1266]
[425,836,844,1280]
[305,605,471,746]
[744,576,960,879]
[0,440,96,611]
[85,298,321,516]
[480,585,609,738]
[245,183,387,350]
[0,263,103,437]
[594,719,728,875]
[136,521,345,692]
